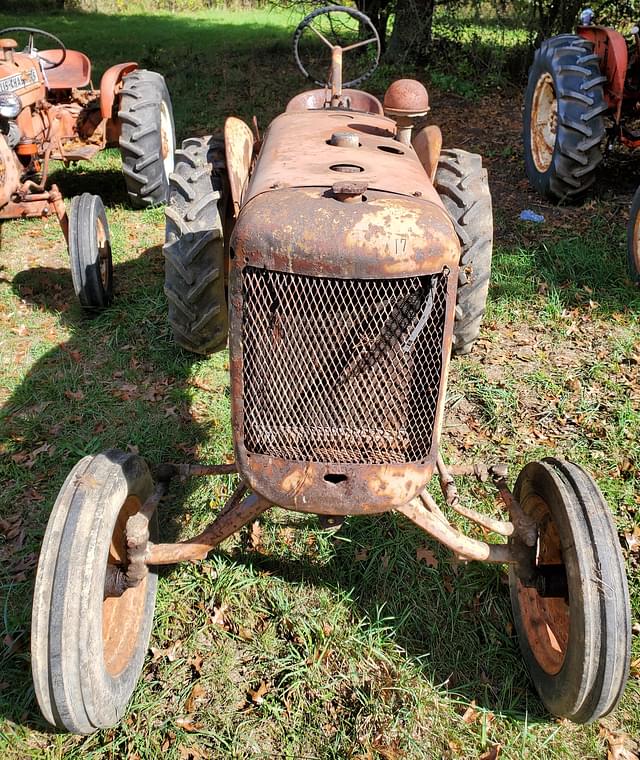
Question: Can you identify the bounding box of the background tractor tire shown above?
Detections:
[435,149,493,355]
[119,70,175,209]
[523,34,607,201]
[164,136,228,354]
[68,193,113,311]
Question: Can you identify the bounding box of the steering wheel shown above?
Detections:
[0,27,67,70]
[293,6,380,89]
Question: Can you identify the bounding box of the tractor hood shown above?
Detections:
[231,186,459,280]
[245,109,444,206]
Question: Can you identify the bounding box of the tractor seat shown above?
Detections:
[286,88,384,115]
[40,50,91,89]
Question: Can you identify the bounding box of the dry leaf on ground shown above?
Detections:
[416,546,438,568]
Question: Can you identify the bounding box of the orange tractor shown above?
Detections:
[31,7,630,733]
[0,26,175,308]
[522,10,640,283]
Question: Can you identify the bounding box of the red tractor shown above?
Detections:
[0,27,175,308]
[30,7,630,734]
[522,9,640,283]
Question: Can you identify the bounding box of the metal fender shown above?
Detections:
[100,62,138,120]
[224,116,254,218]
[578,25,627,120]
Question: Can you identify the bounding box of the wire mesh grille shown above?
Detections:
[241,267,448,464]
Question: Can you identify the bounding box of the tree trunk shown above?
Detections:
[385,0,436,64]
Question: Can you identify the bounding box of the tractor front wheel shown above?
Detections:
[509,459,630,723]
[164,136,228,354]
[523,35,607,201]
[119,70,175,208]
[68,193,113,310]
[31,450,158,734]
[435,148,493,355]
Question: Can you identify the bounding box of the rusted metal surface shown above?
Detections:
[232,188,458,280]
[286,88,384,115]
[412,125,442,182]
[224,116,254,218]
[229,239,458,513]
[245,110,445,207]
[490,464,538,547]
[147,492,270,564]
[513,487,569,675]
[397,494,513,563]
[578,25,627,121]
[435,454,514,537]
[102,494,150,676]
[99,61,137,119]
[156,461,237,480]
[235,455,436,515]
[0,134,22,208]
[383,79,430,116]
[39,49,91,89]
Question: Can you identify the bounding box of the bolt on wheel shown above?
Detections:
[509,458,630,723]
[31,450,158,734]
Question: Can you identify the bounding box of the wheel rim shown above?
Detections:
[516,493,569,676]
[160,100,175,179]
[530,73,558,173]
[102,495,148,678]
[96,216,111,290]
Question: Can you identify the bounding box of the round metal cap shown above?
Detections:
[383,79,430,117]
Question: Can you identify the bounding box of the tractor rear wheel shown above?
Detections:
[626,185,640,284]
[164,136,228,354]
[523,34,607,201]
[509,459,630,723]
[31,450,158,733]
[119,70,175,208]
[435,148,493,355]
[68,193,113,311]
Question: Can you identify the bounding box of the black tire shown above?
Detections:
[523,34,607,201]
[164,136,228,354]
[119,69,175,209]
[509,458,631,723]
[435,148,493,355]
[626,184,640,285]
[31,450,158,734]
[68,193,113,310]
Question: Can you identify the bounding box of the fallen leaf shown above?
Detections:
[184,683,206,714]
[479,746,501,760]
[249,520,262,551]
[211,603,228,628]
[604,729,640,760]
[178,744,207,760]
[354,547,369,561]
[64,389,84,401]
[416,546,438,568]
[461,699,478,724]
[247,680,269,705]
[625,526,640,554]
[175,716,203,733]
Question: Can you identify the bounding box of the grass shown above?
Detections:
[0,5,639,759]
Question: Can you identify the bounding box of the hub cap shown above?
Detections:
[531,73,558,173]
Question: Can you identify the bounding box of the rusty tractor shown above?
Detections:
[0,26,175,308]
[31,7,630,733]
[522,9,640,282]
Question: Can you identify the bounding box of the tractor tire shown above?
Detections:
[523,34,607,201]
[626,184,640,285]
[163,136,228,354]
[31,450,158,733]
[435,149,493,355]
[119,70,175,209]
[509,459,630,723]
[68,193,113,311]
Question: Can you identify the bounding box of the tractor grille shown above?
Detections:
[241,267,449,465]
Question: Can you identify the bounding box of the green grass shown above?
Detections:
[1,6,639,759]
